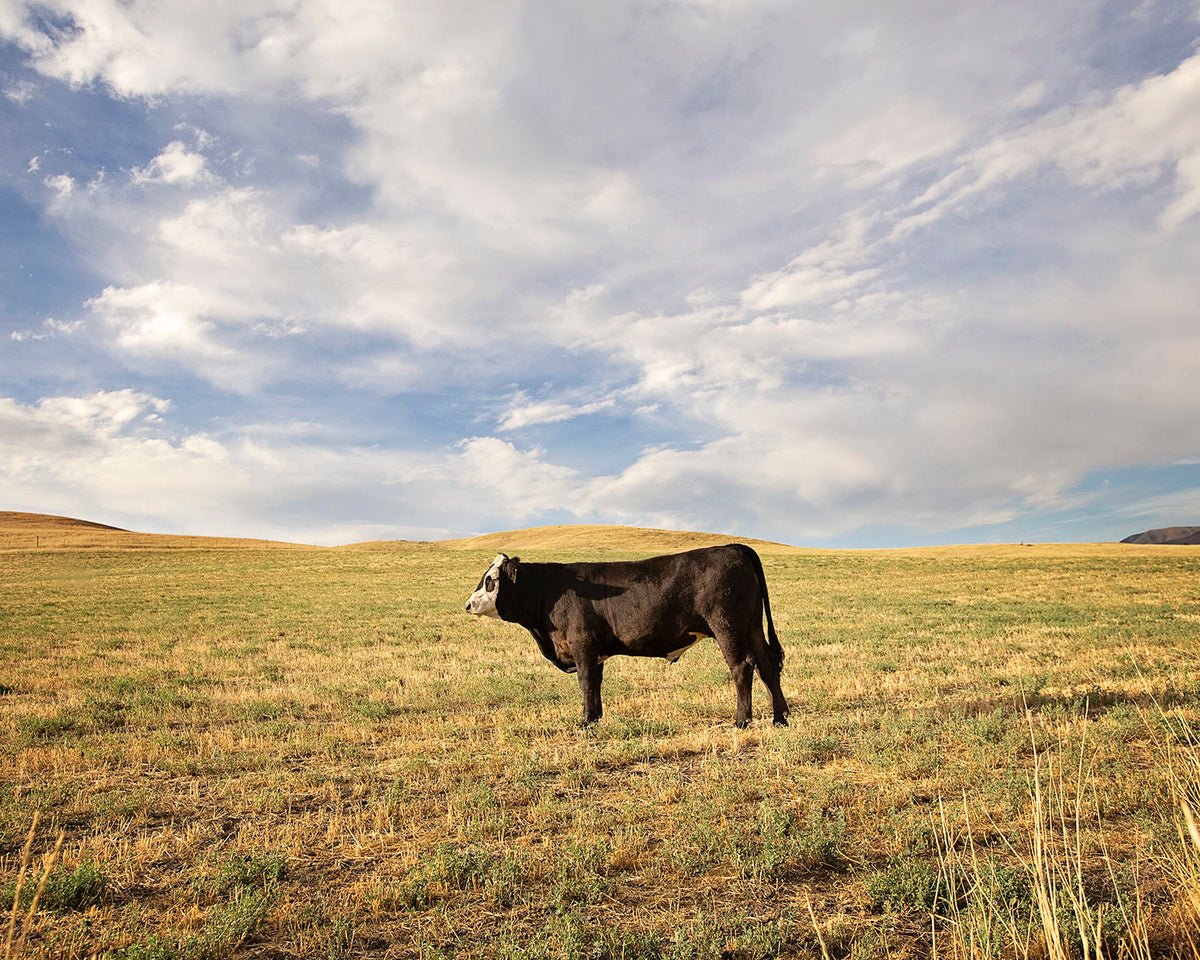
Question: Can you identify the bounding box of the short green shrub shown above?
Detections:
[210,853,287,895]
[192,890,270,958]
[430,843,493,890]
[866,856,944,915]
[103,934,178,960]
[2,859,109,913]
[743,801,846,880]
[19,712,82,742]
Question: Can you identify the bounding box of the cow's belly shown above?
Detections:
[664,631,708,663]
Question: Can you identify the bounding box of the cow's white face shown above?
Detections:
[465,554,506,618]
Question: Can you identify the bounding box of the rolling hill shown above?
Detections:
[0,510,126,532]
[0,511,314,551]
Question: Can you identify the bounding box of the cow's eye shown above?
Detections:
[485,576,495,591]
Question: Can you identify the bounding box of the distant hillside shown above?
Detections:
[1121,526,1200,545]
[0,511,314,551]
[0,510,127,531]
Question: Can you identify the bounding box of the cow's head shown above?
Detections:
[464,553,518,618]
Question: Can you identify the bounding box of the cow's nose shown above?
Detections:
[465,602,471,612]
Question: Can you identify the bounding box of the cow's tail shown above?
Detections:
[745,546,784,670]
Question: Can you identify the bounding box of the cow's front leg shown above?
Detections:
[576,657,604,726]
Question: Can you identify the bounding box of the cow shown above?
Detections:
[464,543,789,728]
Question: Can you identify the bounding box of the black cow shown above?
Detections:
[464,544,789,728]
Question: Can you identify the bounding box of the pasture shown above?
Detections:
[2,516,1200,958]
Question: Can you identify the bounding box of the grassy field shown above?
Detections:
[3,514,1200,958]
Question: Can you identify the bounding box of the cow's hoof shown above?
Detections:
[773,716,789,727]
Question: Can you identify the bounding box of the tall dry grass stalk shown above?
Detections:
[936,705,1200,960]
[3,814,64,960]
[1180,802,1200,919]
[2,812,38,960]
[1153,705,1200,957]
[805,892,832,960]
[1025,720,1108,960]
[934,792,1032,960]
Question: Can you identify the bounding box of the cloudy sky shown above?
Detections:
[2,0,1199,547]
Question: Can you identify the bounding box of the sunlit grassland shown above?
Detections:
[2,527,1200,958]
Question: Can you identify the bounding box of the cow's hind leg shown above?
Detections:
[714,634,756,728]
[749,623,789,726]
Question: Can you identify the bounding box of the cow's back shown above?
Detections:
[548,544,762,639]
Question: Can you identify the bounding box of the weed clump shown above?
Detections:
[211,853,287,895]
[866,856,944,916]
[2,858,108,914]
[744,802,847,881]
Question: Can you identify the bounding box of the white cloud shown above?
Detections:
[556,289,925,402]
[86,282,269,390]
[811,98,966,189]
[0,390,172,481]
[496,390,618,432]
[0,390,255,532]
[131,141,213,186]
[44,173,75,199]
[57,179,493,384]
[453,437,580,517]
[3,0,285,96]
[1010,81,1047,112]
[1162,148,1200,230]
[577,433,887,536]
[4,78,34,102]
[898,49,1200,237]
[1114,485,1200,524]
[9,317,85,341]
[531,188,1200,541]
[18,376,1183,545]
[0,390,582,541]
[740,228,880,311]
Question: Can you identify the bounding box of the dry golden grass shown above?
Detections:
[2,513,1200,958]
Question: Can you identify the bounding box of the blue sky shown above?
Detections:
[2,0,1200,547]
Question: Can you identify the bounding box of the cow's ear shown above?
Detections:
[503,556,520,583]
